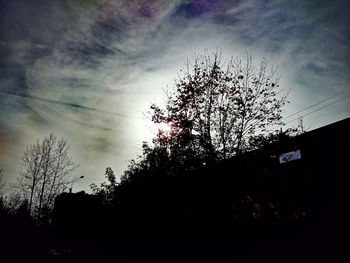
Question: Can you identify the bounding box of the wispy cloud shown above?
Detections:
[1,91,131,118]
[1,0,349,190]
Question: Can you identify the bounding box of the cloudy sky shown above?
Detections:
[1,0,349,192]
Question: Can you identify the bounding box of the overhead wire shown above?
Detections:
[283,89,349,120]
[285,94,350,125]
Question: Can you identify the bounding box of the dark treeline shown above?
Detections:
[1,117,349,262]
[48,117,348,261]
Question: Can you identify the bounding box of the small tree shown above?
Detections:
[0,170,8,215]
[90,167,117,203]
[150,50,288,162]
[18,133,78,222]
[0,169,5,194]
[101,167,117,203]
[105,167,116,187]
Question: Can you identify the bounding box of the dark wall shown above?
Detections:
[53,192,106,240]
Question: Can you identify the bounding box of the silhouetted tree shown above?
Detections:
[90,167,117,203]
[122,51,289,183]
[121,141,173,183]
[105,167,116,186]
[102,167,117,203]
[0,169,5,194]
[0,192,8,215]
[4,191,23,215]
[150,50,288,163]
[17,133,78,222]
[89,183,100,195]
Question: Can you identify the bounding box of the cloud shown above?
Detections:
[0,90,130,118]
[1,0,349,191]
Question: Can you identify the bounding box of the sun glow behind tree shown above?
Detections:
[157,122,173,137]
[148,51,288,162]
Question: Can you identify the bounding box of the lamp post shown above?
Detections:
[69,176,84,193]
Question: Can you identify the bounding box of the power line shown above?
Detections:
[285,94,350,125]
[283,89,349,120]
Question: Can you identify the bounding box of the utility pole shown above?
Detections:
[298,115,304,133]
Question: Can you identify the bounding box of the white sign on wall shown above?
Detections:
[279,150,302,164]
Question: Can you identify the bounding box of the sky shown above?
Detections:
[1,0,349,192]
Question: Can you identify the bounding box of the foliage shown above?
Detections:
[0,194,8,215]
[151,51,288,161]
[121,50,289,183]
[90,167,117,203]
[105,167,116,186]
[120,139,204,184]
[17,133,78,222]
[0,168,5,194]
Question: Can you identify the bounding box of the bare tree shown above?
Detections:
[150,50,288,161]
[18,133,78,221]
[0,169,5,194]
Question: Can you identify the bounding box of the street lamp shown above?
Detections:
[69,176,84,193]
